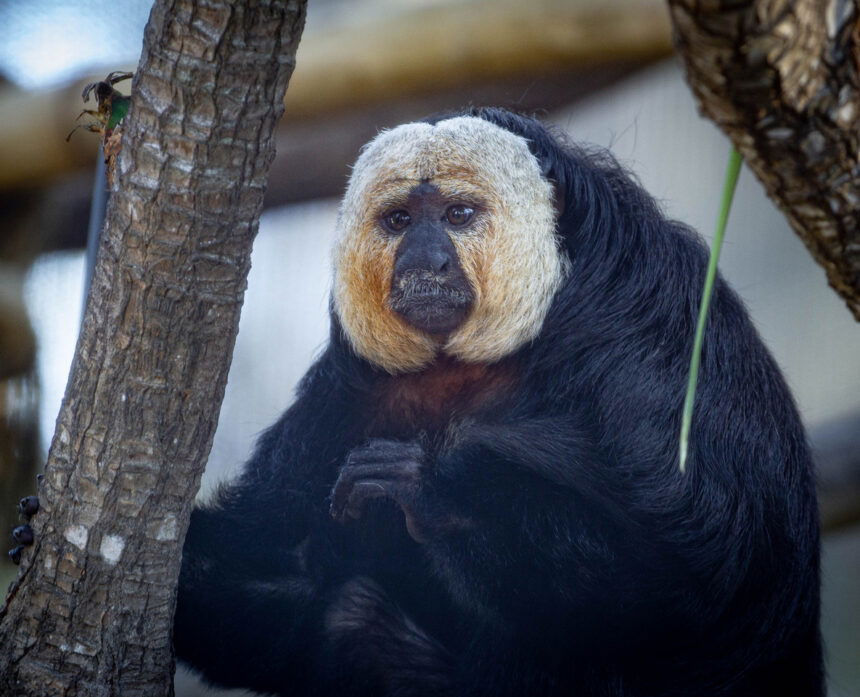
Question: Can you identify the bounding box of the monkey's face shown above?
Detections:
[385,182,476,335]
[333,116,567,374]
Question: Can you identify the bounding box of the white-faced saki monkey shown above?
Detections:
[172,108,822,697]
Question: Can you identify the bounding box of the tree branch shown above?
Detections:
[668,0,860,319]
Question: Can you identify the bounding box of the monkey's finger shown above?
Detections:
[347,440,424,465]
[342,480,390,520]
[330,480,388,521]
[331,458,421,510]
[329,470,359,518]
[339,460,422,482]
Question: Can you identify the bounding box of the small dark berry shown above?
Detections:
[18,496,39,517]
[12,525,34,546]
[8,546,23,565]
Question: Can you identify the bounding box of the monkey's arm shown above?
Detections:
[174,348,346,693]
[435,419,687,619]
[175,351,454,696]
[177,495,454,697]
[174,456,339,694]
[332,417,744,639]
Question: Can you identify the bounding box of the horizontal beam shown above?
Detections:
[285,0,672,119]
[0,0,671,191]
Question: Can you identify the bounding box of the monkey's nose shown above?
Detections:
[394,243,454,279]
[429,251,450,274]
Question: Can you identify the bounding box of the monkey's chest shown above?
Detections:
[368,356,516,436]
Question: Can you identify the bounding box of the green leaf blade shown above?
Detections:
[679,146,743,473]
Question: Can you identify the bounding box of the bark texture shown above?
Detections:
[0,1,306,695]
[668,0,860,319]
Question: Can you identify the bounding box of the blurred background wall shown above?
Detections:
[0,1,857,696]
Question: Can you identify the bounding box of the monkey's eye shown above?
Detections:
[445,204,475,227]
[382,210,411,233]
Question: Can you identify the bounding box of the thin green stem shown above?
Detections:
[679,147,742,473]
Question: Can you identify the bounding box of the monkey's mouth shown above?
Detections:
[389,276,473,336]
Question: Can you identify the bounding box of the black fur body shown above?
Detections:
[174,109,822,697]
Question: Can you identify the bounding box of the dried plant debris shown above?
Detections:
[66,71,133,186]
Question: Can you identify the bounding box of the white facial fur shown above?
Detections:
[332,115,568,374]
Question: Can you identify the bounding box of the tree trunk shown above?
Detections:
[0,1,307,695]
[668,0,860,320]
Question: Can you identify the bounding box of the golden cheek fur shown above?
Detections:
[333,218,437,374]
[332,116,567,374]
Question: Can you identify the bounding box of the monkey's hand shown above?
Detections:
[330,439,469,543]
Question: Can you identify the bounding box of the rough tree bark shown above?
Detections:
[0,1,307,695]
[668,0,860,320]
